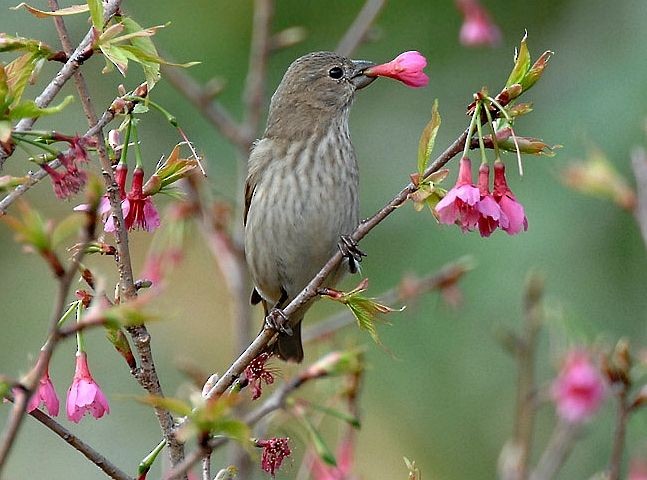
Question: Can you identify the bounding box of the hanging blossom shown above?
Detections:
[493,161,528,235]
[551,350,607,424]
[257,437,291,477]
[435,157,480,231]
[66,351,110,423]
[13,351,60,416]
[476,162,507,237]
[244,352,275,400]
[95,164,160,233]
[455,0,502,47]
[364,51,429,88]
[41,136,91,200]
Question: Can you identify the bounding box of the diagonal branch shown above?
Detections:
[336,0,387,57]
[28,408,132,480]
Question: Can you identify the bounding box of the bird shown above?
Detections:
[244,51,376,362]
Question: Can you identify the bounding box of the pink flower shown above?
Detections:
[245,352,275,400]
[26,364,60,416]
[456,0,502,47]
[551,350,607,424]
[435,157,480,231]
[123,167,160,232]
[66,352,110,423]
[42,162,86,200]
[364,51,429,88]
[493,161,528,235]
[258,437,291,476]
[476,163,507,237]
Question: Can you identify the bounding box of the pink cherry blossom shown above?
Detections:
[435,157,481,231]
[66,352,110,423]
[258,437,291,476]
[476,163,507,237]
[26,364,60,416]
[456,0,502,47]
[364,51,429,88]
[42,162,86,200]
[493,161,528,235]
[551,350,607,424]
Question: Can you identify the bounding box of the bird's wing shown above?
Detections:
[243,176,255,226]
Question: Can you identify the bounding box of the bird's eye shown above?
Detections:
[328,67,344,79]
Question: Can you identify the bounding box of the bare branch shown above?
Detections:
[336,0,387,57]
[161,66,250,152]
[28,408,132,480]
[302,258,472,344]
[529,421,580,480]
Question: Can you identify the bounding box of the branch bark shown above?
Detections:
[336,0,387,57]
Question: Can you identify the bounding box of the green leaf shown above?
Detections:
[0,66,8,112]
[100,43,129,76]
[0,33,53,55]
[11,2,89,18]
[9,95,74,120]
[87,0,103,29]
[121,17,160,87]
[520,50,553,92]
[5,53,41,108]
[301,416,337,466]
[417,99,441,176]
[2,201,51,252]
[135,395,193,416]
[506,32,531,88]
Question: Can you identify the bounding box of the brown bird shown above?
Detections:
[244,51,376,362]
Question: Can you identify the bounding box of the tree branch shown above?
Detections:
[336,0,387,57]
[28,408,132,480]
[631,147,647,249]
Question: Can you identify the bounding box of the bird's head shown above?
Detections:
[265,51,375,139]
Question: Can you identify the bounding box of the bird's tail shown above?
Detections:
[273,317,304,363]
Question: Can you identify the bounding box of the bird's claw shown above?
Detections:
[338,235,366,274]
[265,308,293,336]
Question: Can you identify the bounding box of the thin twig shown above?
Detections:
[336,0,387,57]
[161,66,249,152]
[528,421,580,480]
[302,258,472,344]
[630,147,647,249]
[607,390,630,480]
[28,408,132,480]
[512,274,544,480]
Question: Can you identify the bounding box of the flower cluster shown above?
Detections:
[41,136,91,200]
[98,164,160,233]
[364,51,429,88]
[257,437,291,477]
[16,350,109,423]
[435,158,527,236]
[551,350,607,424]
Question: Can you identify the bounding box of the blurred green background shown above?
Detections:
[2,0,647,479]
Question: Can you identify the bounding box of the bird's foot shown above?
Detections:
[338,235,366,274]
[265,308,293,336]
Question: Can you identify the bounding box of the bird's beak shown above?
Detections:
[350,59,376,89]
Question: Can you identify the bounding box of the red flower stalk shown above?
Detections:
[364,51,429,88]
[435,157,480,231]
[492,161,528,235]
[66,352,110,423]
[456,0,502,47]
[245,352,275,400]
[41,162,86,200]
[257,437,291,477]
[551,350,607,424]
[476,163,507,237]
